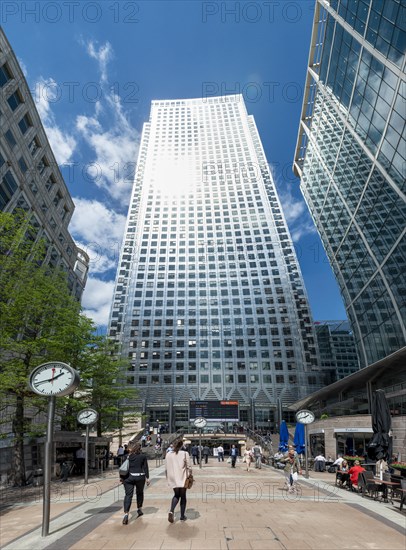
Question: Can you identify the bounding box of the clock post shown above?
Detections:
[295,409,315,479]
[193,417,207,469]
[28,361,80,537]
[77,409,99,484]
[43,395,56,536]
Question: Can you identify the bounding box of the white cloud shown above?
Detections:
[74,41,140,205]
[290,219,318,242]
[70,197,126,246]
[86,41,113,84]
[74,241,117,274]
[278,187,317,242]
[280,191,306,224]
[18,57,28,77]
[33,77,77,165]
[81,276,115,329]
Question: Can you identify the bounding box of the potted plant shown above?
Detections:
[391,462,406,477]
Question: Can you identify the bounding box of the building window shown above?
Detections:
[0,63,13,87]
[0,170,18,209]
[7,89,23,111]
[18,113,32,134]
[5,129,17,148]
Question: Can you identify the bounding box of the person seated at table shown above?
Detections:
[348,460,365,490]
[336,460,349,487]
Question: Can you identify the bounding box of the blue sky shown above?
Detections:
[3,0,346,329]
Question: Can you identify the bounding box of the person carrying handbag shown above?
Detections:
[281,449,302,493]
[165,439,192,523]
[119,442,150,525]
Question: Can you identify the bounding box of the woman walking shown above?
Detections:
[166,439,192,523]
[120,442,150,525]
[281,449,302,493]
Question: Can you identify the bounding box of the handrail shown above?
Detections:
[244,427,274,456]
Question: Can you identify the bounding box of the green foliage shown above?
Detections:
[0,212,137,483]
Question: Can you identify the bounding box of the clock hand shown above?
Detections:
[35,372,67,385]
[51,367,55,383]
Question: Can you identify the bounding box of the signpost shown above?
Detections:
[28,362,80,537]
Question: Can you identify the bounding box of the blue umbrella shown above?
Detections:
[293,422,305,455]
[278,420,289,452]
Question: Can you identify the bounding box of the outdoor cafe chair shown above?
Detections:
[358,471,382,500]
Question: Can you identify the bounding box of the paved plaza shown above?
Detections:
[1,461,405,550]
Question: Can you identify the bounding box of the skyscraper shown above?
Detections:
[314,320,359,384]
[109,95,319,431]
[294,0,406,370]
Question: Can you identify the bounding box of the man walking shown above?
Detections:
[252,444,262,469]
[230,445,238,468]
[217,445,224,462]
[203,445,210,464]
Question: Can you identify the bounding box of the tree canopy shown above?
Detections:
[0,212,137,485]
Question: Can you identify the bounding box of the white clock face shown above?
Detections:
[296,410,315,424]
[194,417,207,428]
[29,362,80,397]
[77,409,98,425]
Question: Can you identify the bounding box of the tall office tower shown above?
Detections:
[0,28,89,297]
[294,1,406,370]
[314,320,359,384]
[108,94,320,431]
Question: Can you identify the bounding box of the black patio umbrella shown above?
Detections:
[367,389,392,461]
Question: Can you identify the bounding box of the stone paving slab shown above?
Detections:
[1,462,405,550]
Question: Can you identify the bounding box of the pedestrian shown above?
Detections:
[191,445,199,465]
[230,444,238,468]
[117,444,124,466]
[75,445,86,475]
[120,441,150,525]
[252,444,262,469]
[60,460,69,482]
[203,445,210,464]
[281,449,302,493]
[217,445,224,462]
[166,439,192,523]
[244,447,253,471]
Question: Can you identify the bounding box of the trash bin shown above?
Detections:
[33,468,43,486]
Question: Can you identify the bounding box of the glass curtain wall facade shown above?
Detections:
[315,320,359,384]
[294,0,406,369]
[108,95,320,431]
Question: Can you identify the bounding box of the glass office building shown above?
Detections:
[294,0,406,369]
[314,320,359,384]
[108,95,320,431]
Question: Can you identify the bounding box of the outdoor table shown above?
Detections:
[374,478,400,503]
[362,463,376,472]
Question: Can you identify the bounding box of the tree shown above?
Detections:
[70,336,138,438]
[0,212,138,485]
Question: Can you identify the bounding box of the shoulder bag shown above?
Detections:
[119,458,129,475]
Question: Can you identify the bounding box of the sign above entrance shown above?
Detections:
[189,400,239,422]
